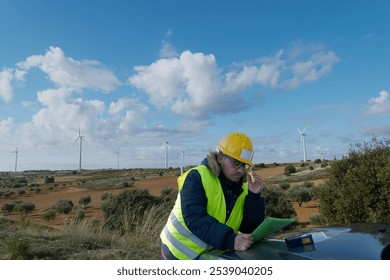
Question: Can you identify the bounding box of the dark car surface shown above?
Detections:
[199,222,390,260]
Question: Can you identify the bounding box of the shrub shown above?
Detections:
[159,187,178,204]
[7,235,30,260]
[284,165,296,176]
[42,209,57,223]
[310,184,326,200]
[78,195,91,209]
[302,181,314,188]
[73,209,86,222]
[2,202,16,214]
[101,189,159,233]
[44,177,55,184]
[309,214,326,226]
[319,137,390,224]
[54,199,74,215]
[16,201,36,217]
[262,185,296,218]
[1,191,12,199]
[100,188,177,235]
[17,189,26,197]
[288,186,312,207]
[101,192,112,201]
[279,182,290,191]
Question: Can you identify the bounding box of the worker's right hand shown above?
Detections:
[234,232,253,251]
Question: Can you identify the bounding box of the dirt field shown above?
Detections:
[1,166,320,228]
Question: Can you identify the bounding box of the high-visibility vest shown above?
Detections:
[160,165,248,260]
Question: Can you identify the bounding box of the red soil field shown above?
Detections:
[1,166,320,229]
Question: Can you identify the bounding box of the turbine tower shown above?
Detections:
[11,147,19,172]
[181,151,184,175]
[297,127,308,162]
[164,141,169,169]
[114,149,120,169]
[74,128,84,172]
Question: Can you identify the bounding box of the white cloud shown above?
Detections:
[224,61,282,93]
[0,117,14,136]
[367,90,390,116]
[21,100,34,108]
[177,118,211,132]
[361,125,390,136]
[15,87,152,151]
[225,45,339,92]
[0,69,13,102]
[0,68,27,102]
[17,46,121,92]
[129,50,242,118]
[109,97,149,134]
[129,44,339,120]
[17,87,106,147]
[166,28,173,37]
[159,41,179,59]
[14,69,27,81]
[291,51,339,82]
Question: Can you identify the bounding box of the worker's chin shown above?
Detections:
[231,174,243,182]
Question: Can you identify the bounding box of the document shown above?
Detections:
[251,217,297,242]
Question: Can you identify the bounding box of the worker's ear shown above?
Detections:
[217,154,224,164]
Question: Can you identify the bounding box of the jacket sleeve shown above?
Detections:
[239,191,265,233]
[180,169,237,250]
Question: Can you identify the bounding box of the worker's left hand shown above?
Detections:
[247,172,263,194]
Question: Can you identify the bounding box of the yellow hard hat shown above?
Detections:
[216,132,254,166]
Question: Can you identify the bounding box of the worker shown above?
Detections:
[160,132,265,260]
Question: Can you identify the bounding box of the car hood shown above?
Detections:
[199,222,390,260]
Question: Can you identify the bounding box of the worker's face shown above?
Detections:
[218,154,248,182]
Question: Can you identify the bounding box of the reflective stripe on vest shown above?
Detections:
[162,211,210,259]
[160,165,248,260]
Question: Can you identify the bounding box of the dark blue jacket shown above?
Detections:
[180,157,265,251]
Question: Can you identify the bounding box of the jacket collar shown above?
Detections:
[203,151,248,184]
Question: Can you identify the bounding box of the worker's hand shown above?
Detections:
[234,232,253,251]
[247,171,263,194]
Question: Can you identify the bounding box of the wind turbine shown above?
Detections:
[74,128,84,172]
[114,149,120,169]
[181,151,185,175]
[11,147,19,172]
[297,127,308,162]
[164,141,169,169]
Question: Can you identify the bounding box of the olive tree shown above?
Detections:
[2,202,16,214]
[42,208,57,223]
[287,186,312,207]
[54,199,74,215]
[78,194,91,209]
[16,201,36,217]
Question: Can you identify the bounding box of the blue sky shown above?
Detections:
[1,0,390,171]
